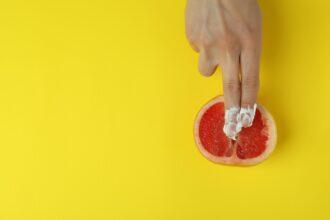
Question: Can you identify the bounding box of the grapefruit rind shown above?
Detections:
[194,96,277,166]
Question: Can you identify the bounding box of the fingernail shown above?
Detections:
[238,104,257,128]
[223,107,240,140]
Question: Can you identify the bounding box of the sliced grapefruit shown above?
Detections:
[194,96,277,166]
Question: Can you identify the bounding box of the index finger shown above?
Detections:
[240,48,260,127]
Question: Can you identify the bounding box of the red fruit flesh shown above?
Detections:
[199,102,267,159]
[194,96,276,165]
[198,102,228,157]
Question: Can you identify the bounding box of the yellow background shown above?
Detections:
[0,0,329,219]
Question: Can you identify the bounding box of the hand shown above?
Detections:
[185,0,262,140]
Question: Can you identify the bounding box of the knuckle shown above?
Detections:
[242,77,259,91]
[243,36,257,48]
[198,62,215,77]
[220,34,240,53]
[199,69,213,77]
[186,32,200,52]
[186,32,199,44]
[201,33,216,48]
[223,80,241,92]
[185,25,200,44]
[241,29,259,47]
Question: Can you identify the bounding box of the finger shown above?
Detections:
[188,41,199,53]
[198,48,217,77]
[221,55,241,110]
[221,55,241,140]
[239,49,260,127]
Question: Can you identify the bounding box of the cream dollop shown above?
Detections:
[238,104,257,128]
[223,104,257,140]
[223,107,241,140]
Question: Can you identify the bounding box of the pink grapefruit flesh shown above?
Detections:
[194,96,277,166]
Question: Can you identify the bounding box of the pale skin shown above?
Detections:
[185,0,262,139]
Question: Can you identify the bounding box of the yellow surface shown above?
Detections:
[0,0,329,219]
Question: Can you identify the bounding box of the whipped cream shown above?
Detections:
[238,104,257,128]
[223,107,241,140]
[223,104,257,140]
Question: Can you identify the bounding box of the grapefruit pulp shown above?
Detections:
[194,96,277,166]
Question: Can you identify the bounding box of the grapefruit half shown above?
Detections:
[194,96,277,166]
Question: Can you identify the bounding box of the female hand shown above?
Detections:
[185,0,262,140]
